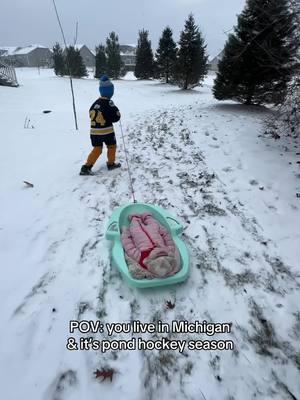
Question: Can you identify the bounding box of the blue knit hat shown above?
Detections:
[99,75,114,98]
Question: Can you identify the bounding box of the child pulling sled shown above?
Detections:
[80,75,121,175]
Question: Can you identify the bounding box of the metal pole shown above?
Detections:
[52,0,78,130]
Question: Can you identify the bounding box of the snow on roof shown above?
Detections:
[120,45,136,56]
[0,46,20,56]
[12,45,48,55]
[74,44,84,51]
[120,51,136,56]
[121,43,136,48]
[63,44,94,53]
[63,44,86,50]
[209,50,224,64]
[120,44,136,50]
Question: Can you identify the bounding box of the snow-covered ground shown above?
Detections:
[0,68,299,400]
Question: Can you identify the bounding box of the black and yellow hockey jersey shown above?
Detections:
[89,97,121,135]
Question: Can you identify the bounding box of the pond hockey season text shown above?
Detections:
[67,319,234,353]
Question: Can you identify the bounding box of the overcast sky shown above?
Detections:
[0,0,246,57]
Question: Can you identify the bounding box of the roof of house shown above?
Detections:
[0,46,21,56]
[209,50,224,64]
[14,45,48,55]
[63,44,94,55]
[74,44,85,51]
[63,44,87,50]
[0,43,136,58]
[121,44,136,48]
[120,52,136,56]
[120,44,136,54]
[0,45,49,56]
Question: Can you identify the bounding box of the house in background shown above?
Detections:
[208,50,224,72]
[74,44,95,68]
[0,45,53,67]
[0,43,136,72]
[120,45,136,71]
[63,44,95,68]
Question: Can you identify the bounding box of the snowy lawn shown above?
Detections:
[0,68,299,400]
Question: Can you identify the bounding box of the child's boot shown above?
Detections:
[79,165,94,175]
[106,162,121,170]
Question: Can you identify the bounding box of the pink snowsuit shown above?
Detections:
[121,212,181,279]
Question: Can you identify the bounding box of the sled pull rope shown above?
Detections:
[119,120,137,203]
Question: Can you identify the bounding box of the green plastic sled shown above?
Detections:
[105,202,189,288]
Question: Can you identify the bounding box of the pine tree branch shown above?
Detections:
[232,14,293,64]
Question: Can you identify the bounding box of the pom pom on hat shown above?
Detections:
[99,75,114,98]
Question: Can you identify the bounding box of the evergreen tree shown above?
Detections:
[213,0,299,105]
[265,1,300,137]
[134,29,154,79]
[156,26,177,83]
[52,42,66,76]
[266,76,300,138]
[65,46,88,78]
[152,60,160,79]
[175,14,208,89]
[95,44,107,78]
[105,32,124,79]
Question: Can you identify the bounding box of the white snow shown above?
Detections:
[0,68,299,400]
[122,71,137,80]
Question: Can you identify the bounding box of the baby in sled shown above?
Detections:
[121,212,181,279]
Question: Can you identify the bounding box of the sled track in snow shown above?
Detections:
[105,106,300,400]
[27,105,300,400]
